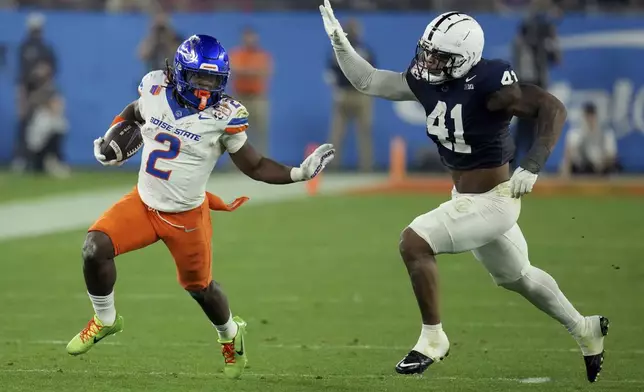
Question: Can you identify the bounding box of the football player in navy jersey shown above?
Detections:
[320,1,608,383]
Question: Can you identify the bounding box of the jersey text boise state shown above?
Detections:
[149,116,201,142]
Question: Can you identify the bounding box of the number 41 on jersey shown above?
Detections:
[426,70,518,154]
[426,101,471,154]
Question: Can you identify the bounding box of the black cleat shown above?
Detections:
[395,350,449,375]
[584,316,610,383]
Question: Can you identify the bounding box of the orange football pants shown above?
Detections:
[89,188,248,290]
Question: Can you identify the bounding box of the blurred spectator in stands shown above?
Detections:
[511,0,561,169]
[25,84,70,178]
[229,26,273,154]
[325,18,375,172]
[5,0,644,11]
[106,0,148,12]
[138,11,182,72]
[13,12,57,173]
[494,0,532,11]
[560,102,619,177]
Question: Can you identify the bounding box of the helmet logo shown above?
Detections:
[178,40,199,64]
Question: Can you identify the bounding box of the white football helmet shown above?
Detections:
[409,12,485,84]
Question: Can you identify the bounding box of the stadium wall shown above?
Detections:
[1,11,643,172]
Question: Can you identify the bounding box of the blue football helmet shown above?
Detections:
[172,34,230,110]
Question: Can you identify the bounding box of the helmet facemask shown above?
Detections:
[183,69,228,110]
[410,40,467,84]
[174,63,229,110]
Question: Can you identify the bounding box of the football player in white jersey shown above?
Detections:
[65,34,335,379]
[320,1,607,382]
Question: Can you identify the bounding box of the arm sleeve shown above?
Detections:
[332,41,416,101]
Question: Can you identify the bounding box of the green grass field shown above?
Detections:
[0,170,137,202]
[0,183,643,391]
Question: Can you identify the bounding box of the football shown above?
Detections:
[100,120,143,162]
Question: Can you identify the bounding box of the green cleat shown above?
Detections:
[218,316,248,379]
[66,314,124,356]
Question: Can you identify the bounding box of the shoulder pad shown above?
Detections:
[138,70,166,96]
[477,59,518,95]
[213,97,249,134]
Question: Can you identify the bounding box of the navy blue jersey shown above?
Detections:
[405,58,516,170]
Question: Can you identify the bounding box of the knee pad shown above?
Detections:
[406,220,442,254]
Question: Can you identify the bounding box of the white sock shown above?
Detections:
[501,266,584,334]
[214,313,238,341]
[88,291,116,326]
[412,323,450,359]
[573,315,605,356]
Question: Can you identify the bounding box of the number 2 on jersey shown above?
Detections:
[426,101,472,154]
[146,133,181,180]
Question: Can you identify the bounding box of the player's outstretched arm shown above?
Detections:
[94,100,145,167]
[228,141,335,184]
[319,0,416,101]
[487,82,567,197]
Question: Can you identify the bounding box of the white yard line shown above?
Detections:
[0,173,385,241]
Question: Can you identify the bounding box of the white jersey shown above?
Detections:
[136,70,249,213]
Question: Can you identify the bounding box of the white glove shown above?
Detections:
[93,137,124,167]
[290,144,335,182]
[509,167,538,198]
[319,0,348,47]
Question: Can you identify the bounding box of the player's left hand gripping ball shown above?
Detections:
[290,144,335,182]
[509,167,538,198]
[93,138,124,167]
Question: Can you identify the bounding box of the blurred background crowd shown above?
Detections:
[0,0,641,179]
[1,0,644,11]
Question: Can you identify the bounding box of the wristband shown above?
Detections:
[520,144,551,174]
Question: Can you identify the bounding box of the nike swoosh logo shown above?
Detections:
[236,331,245,356]
[466,75,476,82]
[184,227,198,233]
[93,335,106,344]
[397,362,418,368]
[198,114,211,120]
